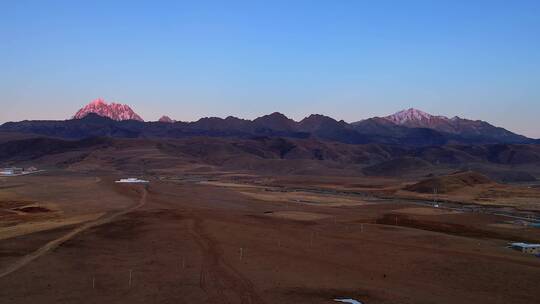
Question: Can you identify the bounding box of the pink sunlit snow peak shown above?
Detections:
[73,98,144,121]
[384,108,444,125]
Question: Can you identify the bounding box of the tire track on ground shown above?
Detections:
[189,215,266,304]
[0,186,148,278]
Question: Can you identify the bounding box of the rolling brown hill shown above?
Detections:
[405,171,495,194]
[0,133,539,181]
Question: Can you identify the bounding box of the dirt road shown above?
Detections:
[190,215,266,304]
[0,186,147,278]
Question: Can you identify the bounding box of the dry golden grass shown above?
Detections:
[0,175,135,215]
[198,181,266,189]
[0,174,140,242]
[397,183,540,211]
[392,207,460,216]
[0,212,105,240]
[239,190,371,207]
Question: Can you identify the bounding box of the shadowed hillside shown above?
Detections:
[405,171,494,194]
[1,133,539,181]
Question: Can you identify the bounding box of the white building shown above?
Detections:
[510,242,540,255]
[0,167,23,176]
[0,169,13,176]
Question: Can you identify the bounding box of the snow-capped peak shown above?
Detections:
[73,98,144,121]
[384,108,448,125]
[90,98,106,106]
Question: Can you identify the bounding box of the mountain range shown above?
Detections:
[0,99,536,146]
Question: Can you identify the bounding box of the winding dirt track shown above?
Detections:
[190,215,266,304]
[0,186,147,278]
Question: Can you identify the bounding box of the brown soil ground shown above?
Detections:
[267,211,332,221]
[0,173,539,304]
[392,207,460,216]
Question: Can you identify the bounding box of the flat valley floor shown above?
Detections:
[1,172,540,304]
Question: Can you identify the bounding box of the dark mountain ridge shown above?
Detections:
[0,109,534,146]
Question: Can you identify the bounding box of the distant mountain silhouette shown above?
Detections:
[158,115,175,123]
[0,104,533,146]
[253,112,297,131]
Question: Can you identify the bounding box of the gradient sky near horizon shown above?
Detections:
[1,1,539,137]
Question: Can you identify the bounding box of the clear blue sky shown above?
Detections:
[1,0,539,137]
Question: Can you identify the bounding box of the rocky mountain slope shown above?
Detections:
[73,98,144,121]
[353,108,528,144]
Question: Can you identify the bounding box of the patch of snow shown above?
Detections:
[334,299,363,304]
[115,178,149,183]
